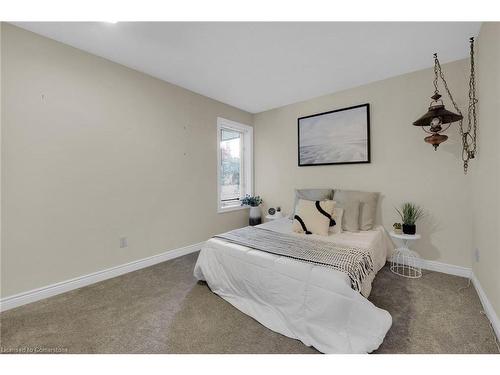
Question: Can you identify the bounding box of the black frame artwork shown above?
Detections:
[297,103,371,166]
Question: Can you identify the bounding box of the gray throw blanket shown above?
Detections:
[214,226,373,292]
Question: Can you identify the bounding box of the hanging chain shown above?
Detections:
[466,37,478,160]
[433,37,478,174]
[433,54,440,95]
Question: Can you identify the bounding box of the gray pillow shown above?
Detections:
[334,189,379,231]
[290,188,333,219]
[336,200,360,232]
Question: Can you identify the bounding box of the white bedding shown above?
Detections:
[193,218,394,353]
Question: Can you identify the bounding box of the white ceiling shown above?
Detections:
[13,22,481,113]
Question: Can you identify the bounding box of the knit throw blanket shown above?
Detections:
[214,226,374,293]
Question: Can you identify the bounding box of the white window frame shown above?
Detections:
[217,117,253,213]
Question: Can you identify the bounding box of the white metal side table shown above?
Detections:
[389,232,422,278]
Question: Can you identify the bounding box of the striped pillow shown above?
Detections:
[292,199,335,236]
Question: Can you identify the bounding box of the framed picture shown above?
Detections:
[298,103,370,166]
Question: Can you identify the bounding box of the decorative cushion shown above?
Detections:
[292,199,335,236]
[329,207,344,234]
[290,188,334,219]
[334,189,379,231]
[336,200,360,232]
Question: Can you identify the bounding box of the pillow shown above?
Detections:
[290,188,333,219]
[329,207,344,234]
[292,199,335,236]
[336,200,360,232]
[334,189,379,231]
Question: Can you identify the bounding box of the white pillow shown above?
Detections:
[329,207,344,234]
[289,189,333,219]
[292,199,335,236]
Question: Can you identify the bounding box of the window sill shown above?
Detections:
[217,205,249,214]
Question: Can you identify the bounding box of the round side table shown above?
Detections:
[389,232,422,278]
[265,213,286,221]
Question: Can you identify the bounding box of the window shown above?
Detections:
[217,117,253,212]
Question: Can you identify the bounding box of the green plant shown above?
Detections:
[395,202,424,225]
[240,195,263,207]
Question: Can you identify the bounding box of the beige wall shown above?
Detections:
[2,22,498,320]
[470,22,500,318]
[254,59,472,267]
[1,24,252,297]
[0,23,3,292]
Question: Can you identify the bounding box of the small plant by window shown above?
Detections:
[240,195,262,207]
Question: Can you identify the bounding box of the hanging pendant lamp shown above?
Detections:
[412,38,478,174]
[412,54,463,151]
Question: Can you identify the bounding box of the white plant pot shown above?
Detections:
[249,206,262,226]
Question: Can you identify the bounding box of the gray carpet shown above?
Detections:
[1,252,498,354]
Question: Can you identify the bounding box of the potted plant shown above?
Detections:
[393,222,402,235]
[395,202,424,235]
[241,195,263,226]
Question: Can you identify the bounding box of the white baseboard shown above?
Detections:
[471,273,500,341]
[391,256,472,278]
[415,258,472,278]
[0,242,203,312]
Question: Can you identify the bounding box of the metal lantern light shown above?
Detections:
[412,54,463,151]
[412,37,478,174]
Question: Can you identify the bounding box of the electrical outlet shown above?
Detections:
[474,248,480,262]
[120,237,128,249]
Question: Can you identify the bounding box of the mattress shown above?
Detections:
[193,218,394,353]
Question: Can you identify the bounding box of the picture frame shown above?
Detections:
[297,103,371,166]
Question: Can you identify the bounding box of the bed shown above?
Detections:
[193,217,394,353]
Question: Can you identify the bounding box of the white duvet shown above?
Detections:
[193,218,394,353]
